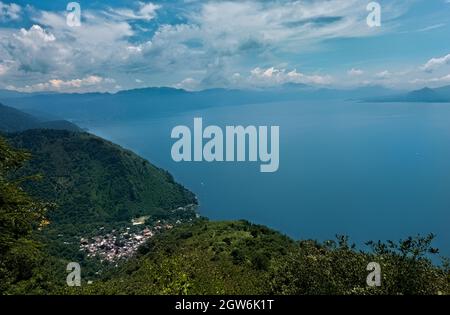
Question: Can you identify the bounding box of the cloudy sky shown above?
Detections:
[0,0,450,92]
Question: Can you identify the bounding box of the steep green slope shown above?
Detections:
[6,129,197,225]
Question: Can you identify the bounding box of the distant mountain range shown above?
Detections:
[0,84,448,124]
[363,85,450,103]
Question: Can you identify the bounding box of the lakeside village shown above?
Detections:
[78,204,198,262]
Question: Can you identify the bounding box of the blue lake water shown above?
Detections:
[85,100,450,255]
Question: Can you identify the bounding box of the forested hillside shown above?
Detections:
[6,129,197,225]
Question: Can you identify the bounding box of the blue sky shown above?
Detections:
[0,0,450,92]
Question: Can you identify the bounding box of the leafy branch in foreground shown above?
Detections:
[0,136,53,293]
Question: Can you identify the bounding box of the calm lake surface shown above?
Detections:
[85,100,450,255]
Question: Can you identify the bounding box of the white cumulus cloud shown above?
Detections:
[249,67,332,86]
[9,75,114,92]
[348,68,364,76]
[375,70,392,79]
[410,74,450,85]
[421,53,450,72]
[174,77,200,91]
[108,2,160,21]
[0,1,21,21]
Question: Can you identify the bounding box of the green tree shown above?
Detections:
[0,136,51,293]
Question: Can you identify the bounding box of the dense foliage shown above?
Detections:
[269,234,449,295]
